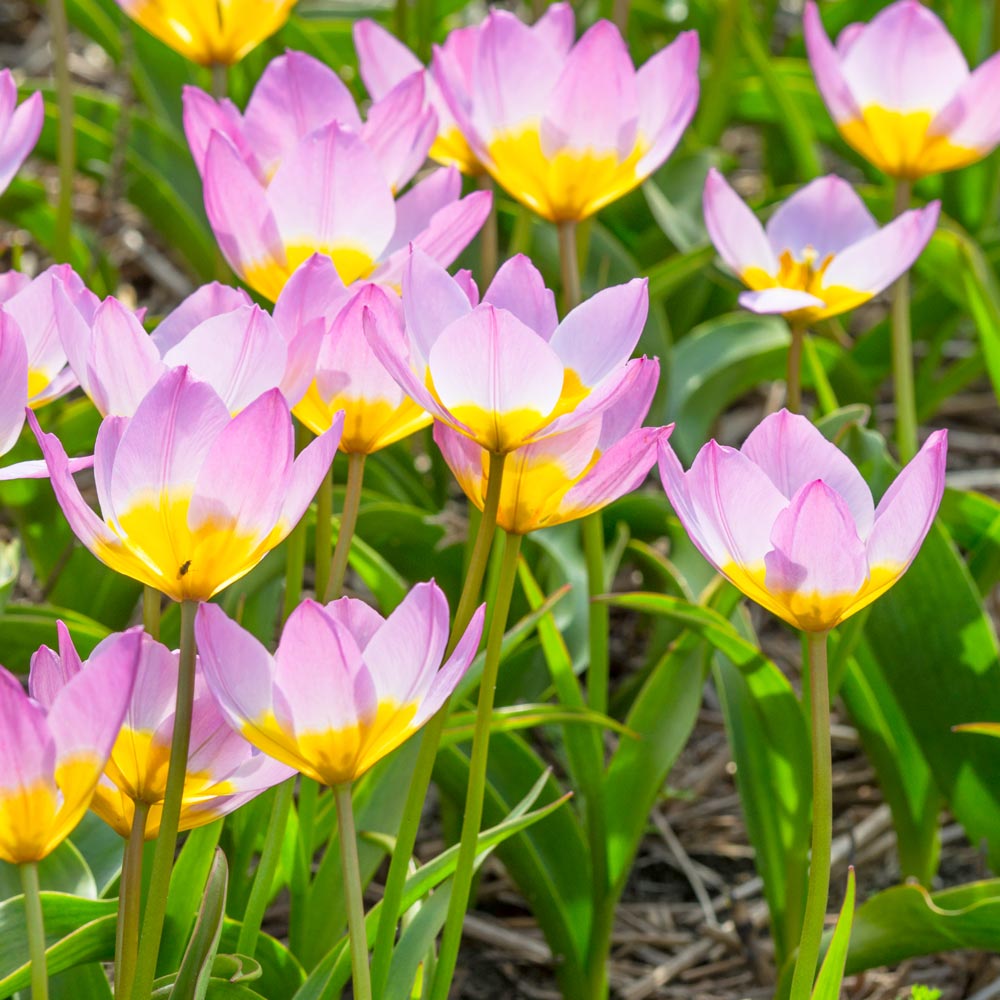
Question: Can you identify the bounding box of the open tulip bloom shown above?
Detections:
[54,279,323,418]
[703,169,939,324]
[658,410,947,633]
[32,624,292,839]
[30,366,342,602]
[0,68,43,197]
[195,583,485,787]
[435,359,671,534]
[365,250,655,455]
[0,628,140,864]
[113,0,296,66]
[433,11,699,222]
[183,50,491,300]
[804,0,1000,179]
[354,5,573,176]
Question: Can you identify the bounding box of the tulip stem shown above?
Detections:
[324,452,365,602]
[131,599,199,1000]
[558,221,582,310]
[370,452,507,997]
[238,778,294,958]
[787,321,806,414]
[479,175,499,286]
[114,799,149,999]
[314,465,334,602]
[582,513,610,716]
[431,529,523,1000]
[48,0,75,263]
[21,862,48,1000]
[284,423,313,622]
[334,783,373,1000]
[891,179,918,463]
[211,62,228,100]
[142,585,160,641]
[789,630,833,1000]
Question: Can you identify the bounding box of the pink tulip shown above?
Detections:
[365,250,654,454]
[196,583,484,786]
[433,11,699,221]
[182,50,491,301]
[31,622,291,839]
[30,366,342,601]
[0,627,140,863]
[435,359,670,533]
[354,6,573,176]
[659,410,947,632]
[0,70,43,196]
[54,279,323,417]
[703,169,939,323]
[804,0,1000,179]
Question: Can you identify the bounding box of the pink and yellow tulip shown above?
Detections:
[32,623,291,839]
[0,628,140,864]
[436,359,670,534]
[30,366,342,601]
[365,250,653,454]
[703,169,939,324]
[658,410,947,632]
[183,51,490,300]
[112,0,296,66]
[0,69,43,196]
[354,6,573,176]
[288,260,431,453]
[804,0,1000,179]
[433,11,699,221]
[195,583,484,786]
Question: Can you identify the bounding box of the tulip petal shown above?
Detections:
[360,74,437,192]
[803,2,862,125]
[930,50,1000,152]
[548,278,648,387]
[765,176,877,259]
[182,87,256,178]
[412,602,484,726]
[482,254,558,339]
[0,668,55,796]
[28,621,83,708]
[703,169,778,278]
[740,409,875,536]
[0,310,28,456]
[354,19,424,100]
[0,85,42,195]
[866,429,947,571]
[89,298,165,417]
[822,202,939,293]
[381,167,461,263]
[278,414,343,531]
[533,3,575,54]
[322,597,386,650]
[738,288,825,314]
[152,282,253,354]
[401,248,475,366]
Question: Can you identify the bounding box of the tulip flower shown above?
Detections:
[365,250,652,455]
[112,0,296,66]
[354,6,574,176]
[183,51,491,301]
[0,69,43,196]
[436,359,670,534]
[54,280,321,417]
[0,628,140,864]
[658,409,947,633]
[433,11,699,222]
[804,0,1000,179]
[31,623,292,839]
[30,366,342,601]
[289,261,431,453]
[703,169,939,324]
[195,582,484,786]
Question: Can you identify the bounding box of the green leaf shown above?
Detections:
[49,961,113,1000]
[0,605,110,673]
[0,839,97,900]
[382,886,451,1000]
[171,851,229,1000]
[811,868,855,1000]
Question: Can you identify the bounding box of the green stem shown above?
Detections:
[803,334,839,416]
[289,778,320,956]
[479,175,499,287]
[334,784,373,1000]
[789,631,833,1000]
[48,0,75,263]
[283,424,312,622]
[582,513,609,716]
[211,62,228,100]
[324,452,365,602]
[21,862,48,1000]
[431,531,524,1000]
[891,179,918,462]
[370,452,508,997]
[114,800,149,999]
[237,778,294,957]
[611,0,630,34]
[142,585,161,642]
[394,0,408,46]
[314,467,334,603]
[787,322,805,414]
[131,600,199,1000]
[558,221,582,311]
